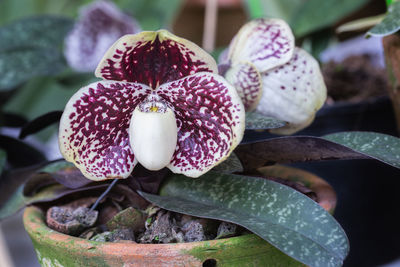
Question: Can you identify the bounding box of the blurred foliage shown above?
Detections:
[243,0,371,37]
[243,0,371,59]
[0,0,183,142]
[114,0,183,30]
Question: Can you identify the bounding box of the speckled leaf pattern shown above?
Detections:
[157,72,245,177]
[0,15,73,91]
[228,18,294,72]
[59,80,152,180]
[323,132,400,169]
[256,47,327,134]
[368,1,400,37]
[0,15,73,51]
[211,152,243,173]
[64,0,140,72]
[0,48,66,91]
[140,173,349,267]
[225,62,262,111]
[245,112,287,130]
[235,133,400,171]
[95,30,218,88]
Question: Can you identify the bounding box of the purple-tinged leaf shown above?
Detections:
[236,132,400,171]
[95,30,218,88]
[19,111,63,139]
[36,161,91,189]
[0,135,46,168]
[256,48,327,135]
[125,164,171,194]
[156,72,245,177]
[64,0,140,72]
[236,136,367,171]
[225,62,262,111]
[59,81,152,181]
[227,18,294,73]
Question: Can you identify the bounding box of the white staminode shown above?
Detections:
[129,94,178,171]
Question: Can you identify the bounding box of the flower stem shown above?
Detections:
[89,179,119,212]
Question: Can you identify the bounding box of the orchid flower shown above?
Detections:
[64,0,140,72]
[220,18,327,135]
[59,30,245,181]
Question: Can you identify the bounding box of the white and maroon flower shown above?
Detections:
[64,0,140,72]
[59,30,245,181]
[221,18,327,135]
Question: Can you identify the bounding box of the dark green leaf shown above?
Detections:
[0,15,73,51]
[139,172,349,267]
[323,132,400,168]
[0,149,6,174]
[235,132,400,171]
[0,47,66,91]
[0,135,46,168]
[211,152,243,174]
[290,0,369,37]
[0,112,27,127]
[19,110,63,139]
[367,1,400,37]
[245,112,287,130]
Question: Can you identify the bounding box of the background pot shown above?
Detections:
[23,165,336,267]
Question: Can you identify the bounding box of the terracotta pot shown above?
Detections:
[23,165,336,267]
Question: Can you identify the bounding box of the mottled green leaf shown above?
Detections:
[212,152,243,174]
[367,1,400,37]
[245,112,287,130]
[0,149,6,174]
[0,15,73,51]
[140,173,349,267]
[323,132,400,169]
[0,48,66,91]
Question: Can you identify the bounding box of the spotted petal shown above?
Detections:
[59,81,152,181]
[156,72,245,177]
[95,30,218,88]
[227,18,294,73]
[64,0,140,72]
[256,48,327,135]
[225,62,262,111]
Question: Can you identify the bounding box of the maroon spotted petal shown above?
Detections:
[228,18,294,73]
[156,72,245,177]
[64,0,140,72]
[225,62,262,111]
[59,81,152,181]
[95,30,218,88]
